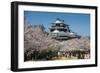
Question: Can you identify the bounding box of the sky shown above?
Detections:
[24,11,90,36]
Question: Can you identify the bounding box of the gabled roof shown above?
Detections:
[52,18,64,24]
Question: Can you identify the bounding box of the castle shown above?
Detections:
[49,18,80,40]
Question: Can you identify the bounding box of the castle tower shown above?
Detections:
[49,18,80,40]
[50,18,70,33]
